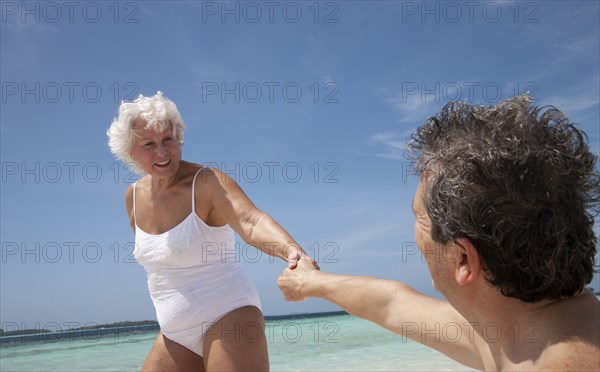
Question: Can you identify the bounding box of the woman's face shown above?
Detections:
[130,119,181,177]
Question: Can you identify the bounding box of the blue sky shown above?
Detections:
[1,1,599,329]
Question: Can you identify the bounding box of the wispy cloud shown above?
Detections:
[359,88,438,160]
[385,91,437,124]
[544,92,599,117]
[1,16,59,72]
[529,35,599,83]
[332,216,409,253]
[542,74,600,152]
[542,74,600,117]
[360,130,409,160]
[2,15,59,33]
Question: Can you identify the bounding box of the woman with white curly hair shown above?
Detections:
[107,91,314,371]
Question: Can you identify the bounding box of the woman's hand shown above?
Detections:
[287,249,320,270]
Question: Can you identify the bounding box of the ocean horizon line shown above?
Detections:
[0,310,349,344]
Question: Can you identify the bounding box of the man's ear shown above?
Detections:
[453,237,482,286]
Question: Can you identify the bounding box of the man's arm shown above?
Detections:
[278,259,485,369]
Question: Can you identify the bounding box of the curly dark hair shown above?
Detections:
[406,95,600,302]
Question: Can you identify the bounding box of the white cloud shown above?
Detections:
[385,91,437,124]
[331,216,406,253]
[1,14,59,72]
[543,83,600,117]
[359,88,439,160]
[360,131,408,160]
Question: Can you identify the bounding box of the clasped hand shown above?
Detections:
[279,252,320,301]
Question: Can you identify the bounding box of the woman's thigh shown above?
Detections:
[203,306,269,371]
[141,330,206,372]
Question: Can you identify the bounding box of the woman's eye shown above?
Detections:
[164,138,172,142]
[144,142,154,147]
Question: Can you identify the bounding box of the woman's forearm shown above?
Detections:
[247,213,307,261]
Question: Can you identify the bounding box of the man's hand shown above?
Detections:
[278,257,319,301]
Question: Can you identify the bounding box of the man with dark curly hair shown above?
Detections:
[278,95,600,370]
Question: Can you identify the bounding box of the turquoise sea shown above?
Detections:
[0,313,473,371]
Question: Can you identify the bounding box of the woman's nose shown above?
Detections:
[156,144,168,156]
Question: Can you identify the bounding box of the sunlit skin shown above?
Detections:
[412,180,458,297]
[125,120,316,371]
[129,119,182,181]
[131,120,181,185]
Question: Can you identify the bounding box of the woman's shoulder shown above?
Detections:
[128,174,146,190]
[182,161,209,178]
[184,162,235,199]
[170,161,218,193]
[184,161,220,182]
[124,182,135,213]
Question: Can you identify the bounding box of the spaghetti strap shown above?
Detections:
[132,181,138,225]
[191,169,203,212]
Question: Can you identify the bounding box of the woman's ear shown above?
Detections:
[453,237,482,286]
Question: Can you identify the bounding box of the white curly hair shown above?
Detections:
[107,91,185,173]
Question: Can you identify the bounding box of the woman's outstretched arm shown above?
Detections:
[202,166,314,268]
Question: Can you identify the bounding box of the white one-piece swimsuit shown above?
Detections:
[133,169,262,357]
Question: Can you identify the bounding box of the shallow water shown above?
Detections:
[0,314,473,371]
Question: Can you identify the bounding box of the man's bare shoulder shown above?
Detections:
[535,292,599,370]
[536,340,599,371]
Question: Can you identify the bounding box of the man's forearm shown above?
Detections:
[278,263,482,369]
[303,271,414,326]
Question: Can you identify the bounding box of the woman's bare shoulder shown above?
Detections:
[185,162,225,187]
[124,172,149,203]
